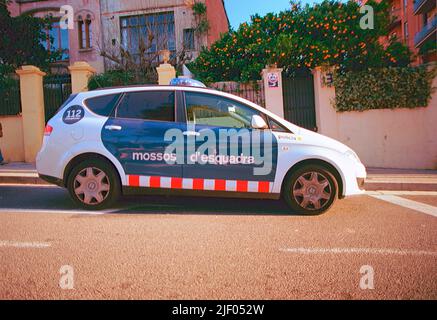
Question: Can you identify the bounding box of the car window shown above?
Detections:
[185,92,261,129]
[116,91,175,122]
[56,93,78,114]
[268,117,290,133]
[85,94,120,117]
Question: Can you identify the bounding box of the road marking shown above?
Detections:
[280,247,437,257]
[370,194,437,217]
[0,241,51,248]
[0,208,120,215]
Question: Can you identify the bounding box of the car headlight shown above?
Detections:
[344,149,361,163]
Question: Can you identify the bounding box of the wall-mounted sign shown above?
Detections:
[267,72,279,88]
[321,71,334,87]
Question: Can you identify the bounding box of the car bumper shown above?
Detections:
[343,162,366,197]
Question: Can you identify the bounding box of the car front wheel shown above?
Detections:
[283,165,338,215]
[67,159,120,210]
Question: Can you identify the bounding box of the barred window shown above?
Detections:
[120,12,175,62]
[78,14,92,49]
[183,28,195,50]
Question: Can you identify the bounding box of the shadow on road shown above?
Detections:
[0,185,301,216]
[118,194,293,216]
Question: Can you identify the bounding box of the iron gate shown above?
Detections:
[0,78,21,116]
[43,74,72,122]
[282,70,317,131]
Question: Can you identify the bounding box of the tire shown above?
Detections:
[282,164,338,215]
[66,158,121,210]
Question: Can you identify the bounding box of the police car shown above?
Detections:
[36,78,366,215]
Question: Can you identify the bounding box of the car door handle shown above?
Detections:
[104,125,122,131]
[183,131,200,136]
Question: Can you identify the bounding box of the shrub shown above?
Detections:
[88,70,138,90]
[333,66,436,112]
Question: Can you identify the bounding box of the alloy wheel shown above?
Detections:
[292,171,332,210]
[73,167,111,205]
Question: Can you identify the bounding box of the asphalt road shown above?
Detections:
[0,185,436,299]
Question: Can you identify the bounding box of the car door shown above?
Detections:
[182,91,278,192]
[101,89,185,186]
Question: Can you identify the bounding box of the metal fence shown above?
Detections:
[0,79,21,116]
[43,74,72,122]
[209,81,265,107]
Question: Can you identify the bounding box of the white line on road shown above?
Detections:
[280,247,437,257]
[370,194,437,217]
[0,240,51,248]
[0,208,118,215]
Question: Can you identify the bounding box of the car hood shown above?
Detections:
[287,124,350,154]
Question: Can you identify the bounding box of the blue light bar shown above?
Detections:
[169,78,206,88]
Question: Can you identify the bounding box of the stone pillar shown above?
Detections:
[68,61,96,93]
[16,65,46,163]
[311,67,338,137]
[261,66,284,118]
[156,63,176,85]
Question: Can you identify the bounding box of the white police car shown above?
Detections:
[36,78,366,215]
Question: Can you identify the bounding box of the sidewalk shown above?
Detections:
[0,162,45,185]
[0,162,437,191]
[365,168,437,191]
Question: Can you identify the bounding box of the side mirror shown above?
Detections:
[251,115,268,129]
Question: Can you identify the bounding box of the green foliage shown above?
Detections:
[333,66,436,112]
[418,40,437,56]
[192,1,209,35]
[88,70,150,90]
[192,1,207,16]
[0,0,60,76]
[196,19,210,34]
[188,0,412,82]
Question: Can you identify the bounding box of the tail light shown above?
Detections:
[44,124,53,136]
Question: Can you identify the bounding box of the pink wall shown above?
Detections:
[313,69,437,169]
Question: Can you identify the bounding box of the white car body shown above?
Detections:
[37,85,366,205]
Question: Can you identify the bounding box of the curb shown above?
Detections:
[364,181,437,192]
[0,173,49,185]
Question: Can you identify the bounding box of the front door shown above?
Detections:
[182,91,278,192]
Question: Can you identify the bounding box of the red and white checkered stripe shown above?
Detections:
[126,175,272,193]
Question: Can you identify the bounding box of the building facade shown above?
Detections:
[361,0,436,64]
[7,0,229,73]
[412,0,437,63]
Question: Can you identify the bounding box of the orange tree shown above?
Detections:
[188,0,412,82]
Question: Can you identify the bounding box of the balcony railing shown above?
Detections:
[414,15,437,47]
[414,0,436,15]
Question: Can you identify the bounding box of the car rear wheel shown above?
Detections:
[67,159,120,210]
[283,165,338,215]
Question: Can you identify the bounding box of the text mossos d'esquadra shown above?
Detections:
[131,127,274,176]
[132,151,255,165]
